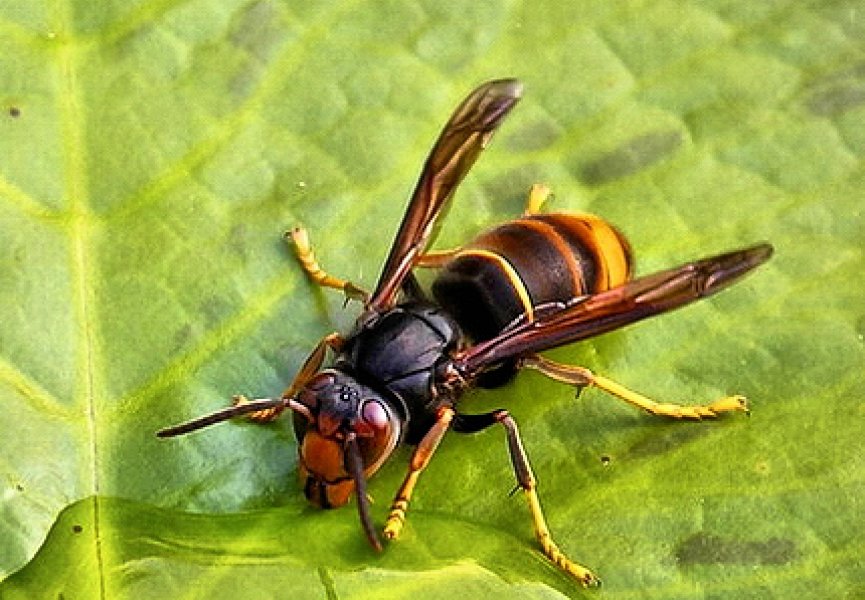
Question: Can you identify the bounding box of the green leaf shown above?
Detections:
[2,1,864,598]
[1,496,576,599]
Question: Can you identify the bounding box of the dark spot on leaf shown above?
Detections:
[581,130,682,186]
[230,0,286,61]
[226,2,289,98]
[16,483,24,492]
[201,296,231,328]
[676,532,798,566]
[600,454,612,466]
[172,324,193,353]
[807,83,865,116]
[626,423,709,458]
[482,168,549,214]
[72,524,83,534]
[9,106,20,117]
[230,69,257,99]
[753,459,771,475]
[504,119,561,151]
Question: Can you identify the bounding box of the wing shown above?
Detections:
[367,78,523,311]
[454,243,773,377]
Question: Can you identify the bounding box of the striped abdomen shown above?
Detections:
[431,213,632,346]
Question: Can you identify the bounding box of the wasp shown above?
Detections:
[158,79,772,586]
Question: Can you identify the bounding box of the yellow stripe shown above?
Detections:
[568,213,630,289]
[454,248,534,321]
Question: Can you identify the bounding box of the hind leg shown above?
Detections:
[521,354,749,419]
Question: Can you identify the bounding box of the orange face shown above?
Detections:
[298,431,356,508]
[292,370,403,510]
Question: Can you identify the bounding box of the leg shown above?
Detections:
[384,407,455,540]
[287,226,368,303]
[414,184,552,268]
[520,354,749,419]
[524,183,552,215]
[234,333,343,422]
[454,410,600,587]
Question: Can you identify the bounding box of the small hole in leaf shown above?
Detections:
[600,454,612,466]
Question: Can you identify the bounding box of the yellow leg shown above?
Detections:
[414,184,552,269]
[288,227,368,302]
[493,412,600,586]
[520,354,749,419]
[524,183,552,215]
[234,333,343,422]
[524,487,599,586]
[450,409,599,585]
[384,407,455,540]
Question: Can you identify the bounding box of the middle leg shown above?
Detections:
[414,184,554,268]
[234,332,344,422]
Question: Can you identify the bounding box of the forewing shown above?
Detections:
[368,79,523,311]
[455,243,773,377]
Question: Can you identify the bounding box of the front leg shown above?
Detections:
[384,407,455,540]
[288,226,369,303]
[234,332,344,422]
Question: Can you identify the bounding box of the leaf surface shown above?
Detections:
[1,1,864,598]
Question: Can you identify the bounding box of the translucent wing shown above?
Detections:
[367,79,523,311]
[455,243,773,377]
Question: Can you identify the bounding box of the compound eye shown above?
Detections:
[361,400,390,432]
[355,399,399,473]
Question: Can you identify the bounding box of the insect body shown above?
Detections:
[432,205,632,385]
[158,79,772,586]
